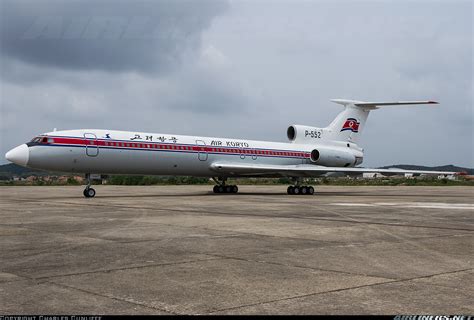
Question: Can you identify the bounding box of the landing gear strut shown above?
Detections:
[212,177,238,194]
[83,173,96,198]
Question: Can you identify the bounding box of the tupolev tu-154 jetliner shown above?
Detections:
[5,99,458,198]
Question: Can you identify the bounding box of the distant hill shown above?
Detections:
[0,163,53,179]
[378,164,473,175]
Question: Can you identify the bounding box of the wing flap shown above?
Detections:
[210,162,458,177]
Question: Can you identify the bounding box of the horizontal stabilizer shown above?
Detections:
[331,99,438,109]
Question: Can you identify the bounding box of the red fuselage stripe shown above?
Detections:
[43,137,311,158]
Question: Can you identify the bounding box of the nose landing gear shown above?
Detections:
[83,187,96,198]
[83,173,96,198]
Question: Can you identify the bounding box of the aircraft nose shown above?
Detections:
[5,144,29,167]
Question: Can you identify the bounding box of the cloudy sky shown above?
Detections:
[0,0,472,167]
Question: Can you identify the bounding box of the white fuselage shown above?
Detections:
[22,129,363,177]
[5,99,448,198]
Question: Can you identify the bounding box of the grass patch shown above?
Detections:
[1,175,472,186]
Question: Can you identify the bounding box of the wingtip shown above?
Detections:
[428,101,439,104]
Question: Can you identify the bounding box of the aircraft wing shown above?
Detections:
[209,162,459,177]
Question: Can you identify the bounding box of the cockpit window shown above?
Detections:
[30,136,51,143]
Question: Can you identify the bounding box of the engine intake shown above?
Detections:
[287,126,296,141]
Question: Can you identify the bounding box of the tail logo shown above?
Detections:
[341,118,360,133]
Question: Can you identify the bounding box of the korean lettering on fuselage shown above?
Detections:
[128,134,179,143]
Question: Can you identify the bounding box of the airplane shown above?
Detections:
[5,99,458,198]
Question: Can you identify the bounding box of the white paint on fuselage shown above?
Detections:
[25,129,362,176]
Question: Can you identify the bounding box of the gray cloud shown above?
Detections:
[0,45,251,150]
[200,1,473,167]
[1,0,227,73]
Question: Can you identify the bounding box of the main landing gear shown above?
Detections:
[213,185,238,194]
[212,177,238,194]
[83,173,96,198]
[287,185,314,195]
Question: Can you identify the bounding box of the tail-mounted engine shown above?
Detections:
[309,147,358,167]
[287,125,363,167]
[287,125,325,143]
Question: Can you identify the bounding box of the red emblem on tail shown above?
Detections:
[341,118,360,132]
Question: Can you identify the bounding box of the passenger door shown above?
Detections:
[196,140,208,161]
[84,133,99,157]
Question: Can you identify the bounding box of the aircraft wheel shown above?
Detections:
[232,185,239,193]
[217,185,225,194]
[293,186,300,195]
[213,185,219,193]
[225,185,233,193]
[308,186,315,195]
[301,186,308,195]
[287,186,294,195]
[84,188,96,198]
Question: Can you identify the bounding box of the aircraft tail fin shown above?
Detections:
[325,99,438,144]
